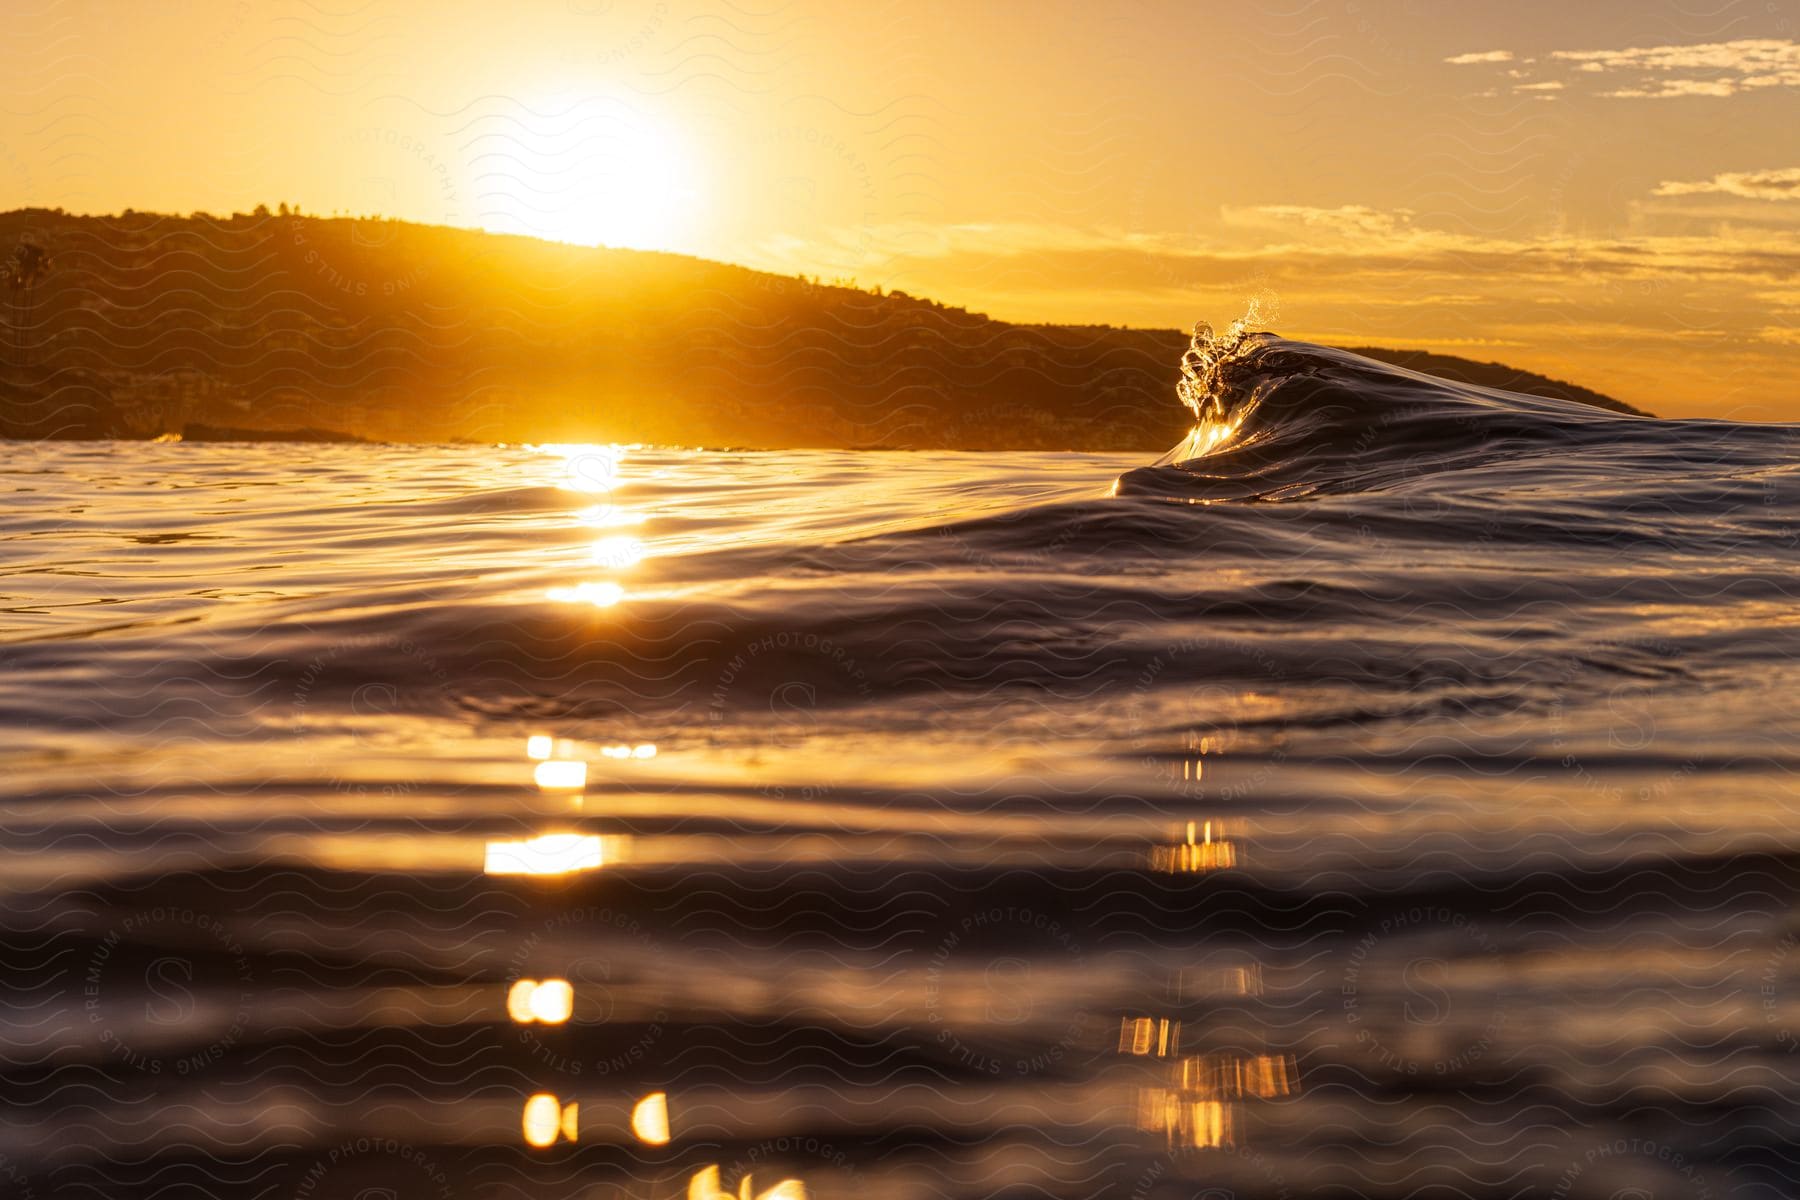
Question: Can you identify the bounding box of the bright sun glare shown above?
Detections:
[476,94,700,251]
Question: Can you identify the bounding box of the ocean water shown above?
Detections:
[3,333,1799,1199]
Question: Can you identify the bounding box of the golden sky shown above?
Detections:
[3,0,1798,417]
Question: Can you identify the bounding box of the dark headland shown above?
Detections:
[0,208,1648,448]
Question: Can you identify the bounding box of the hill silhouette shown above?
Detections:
[0,208,1648,447]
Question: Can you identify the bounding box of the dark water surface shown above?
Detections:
[4,336,1799,1199]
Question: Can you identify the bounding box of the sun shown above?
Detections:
[474,94,701,251]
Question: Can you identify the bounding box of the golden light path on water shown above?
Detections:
[449,446,1270,1187]
[541,445,642,608]
[0,438,1303,1187]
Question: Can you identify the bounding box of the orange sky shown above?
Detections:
[3,0,1798,417]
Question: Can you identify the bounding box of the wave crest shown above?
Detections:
[1122,325,1694,501]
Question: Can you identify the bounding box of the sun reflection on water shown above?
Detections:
[1123,957,1297,1151]
[483,832,608,876]
[580,506,646,528]
[548,444,626,493]
[532,759,588,790]
[688,1164,807,1200]
[592,535,646,568]
[541,443,649,607]
[507,978,574,1024]
[1135,1052,1297,1149]
[1119,1015,1181,1057]
[547,580,626,607]
[522,1091,580,1148]
[1150,820,1237,872]
[630,1090,671,1145]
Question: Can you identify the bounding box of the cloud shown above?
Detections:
[1550,37,1797,73]
[1550,37,1800,97]
[1218,205,1413,238]
[1447,38,1800,98]
[1654,167,1800,201]
[1445,49,1514,65]
[749,208,1800,290]
[1604,78,1738,99]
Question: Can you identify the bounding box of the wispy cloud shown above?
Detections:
[1550,37,1798,75]
[1654,167,1800,201]
[1551,37,1800,97]
[1603,78,1739,99]
[1445,49,1514,66]
[747,207,1800,298]
[1218,205,1413,237]
[1448,37,1800,99]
